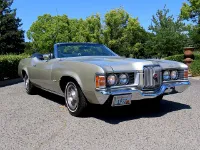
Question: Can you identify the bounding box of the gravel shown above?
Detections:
[0,79,200,150]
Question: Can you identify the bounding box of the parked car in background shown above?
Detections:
[18,43,190,116]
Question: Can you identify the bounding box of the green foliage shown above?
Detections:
[146,7,188,58]
[103,8,129,54]
[190,59,200,76]
[26,7,196,58]
[164,53,200,62]
[181,0,200,23]
[164,54,184,62]
[0,54,28,80]
[181,0,200,49]
[27,8,148,57]
[24,42,35,54]
[27,14,102,54]
[0,0,25,54]
[194,53,200,59]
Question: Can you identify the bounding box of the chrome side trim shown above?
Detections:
[95,81,190,103]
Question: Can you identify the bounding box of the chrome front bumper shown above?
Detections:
[95,81,190,104]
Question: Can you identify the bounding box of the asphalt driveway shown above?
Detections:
[0,79,199,150]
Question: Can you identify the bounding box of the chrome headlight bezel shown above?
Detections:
[107,74,117,86]
[118,73,129,85]
[171,70,178,80]
[163,70,171,81]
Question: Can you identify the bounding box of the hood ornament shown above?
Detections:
[153,73,158,80]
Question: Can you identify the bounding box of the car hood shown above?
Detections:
[61,56,188,71]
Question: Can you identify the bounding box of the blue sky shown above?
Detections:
[12,0,186,41]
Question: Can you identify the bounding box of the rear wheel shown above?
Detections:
[64,81,87,117]
[24,73,36,95]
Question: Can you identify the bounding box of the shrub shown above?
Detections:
[194,54,200,60]
[164,54,184,62]
[0,54,29,80]
[164,54,200,62]
[190,60,200,76]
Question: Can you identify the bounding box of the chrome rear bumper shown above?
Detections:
[95,81,190,104]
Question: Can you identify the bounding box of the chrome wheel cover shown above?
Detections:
[24,75,29,90]
[65,82,79,112]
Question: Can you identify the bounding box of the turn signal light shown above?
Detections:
[184,70,188,79]
[96,75,106,88]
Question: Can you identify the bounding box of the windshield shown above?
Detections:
[56,43,118,58]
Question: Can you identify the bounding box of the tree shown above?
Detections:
[147,7,188,58]
[103,8,147,57]
[181,0,200,23]
[121,17,148,58]
[27,14,102,53]
[0,0,24,54]
[103,8,129,55]
[27,8,147,57]
[85,14,102,43]
[181,0,200,49]
[27,14,70,54]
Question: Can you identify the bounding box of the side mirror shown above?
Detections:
[43,53,53,61]
[43,56,50,61]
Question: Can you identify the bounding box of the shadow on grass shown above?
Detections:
[37,89,191,124]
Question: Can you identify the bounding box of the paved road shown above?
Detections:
[0,79,200,150]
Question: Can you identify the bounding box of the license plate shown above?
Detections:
[111,94,132,107]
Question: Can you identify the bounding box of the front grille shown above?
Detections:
[143,66,162,89]
[127,73,135,84]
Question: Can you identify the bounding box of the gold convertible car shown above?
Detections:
[18,43,190,116]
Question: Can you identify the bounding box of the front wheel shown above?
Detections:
[24,73,36,95]
[64,81,87,117]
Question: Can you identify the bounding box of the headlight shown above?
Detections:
[171,70,178,80]
[119,74,129,85]
[163,71,170,80]
[107,74,117,86]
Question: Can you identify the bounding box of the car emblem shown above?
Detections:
[153,73,158,80]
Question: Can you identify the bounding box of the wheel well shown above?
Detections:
[60,76,79,93]
[22,70,26,78]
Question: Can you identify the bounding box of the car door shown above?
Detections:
[28,57,43,85]
[33,59,55,91]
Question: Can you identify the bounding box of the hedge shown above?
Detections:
[164,54,184,62]
[164,54,200,62]
[190,60,200,76]
[0,54,29,80]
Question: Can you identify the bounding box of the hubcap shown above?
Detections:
[24,75,29,90]
[65,82,79,112]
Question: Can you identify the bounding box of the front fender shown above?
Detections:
[51,61,107,104]
[18,59,30,78]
